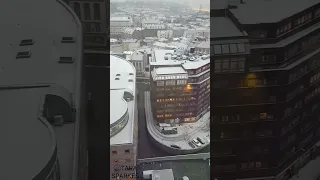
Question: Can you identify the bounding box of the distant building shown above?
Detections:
[149,50,210,123]
[142,19,166,37]
[110,16,133,37]
[110,55,138,180]
[195,41,210,54]
[130,51,145,76]
[172,26,188,38]
[123,27,143,39]
[157,30,173,39]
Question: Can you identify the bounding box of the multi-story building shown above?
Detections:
[157,30,174,39]
[211,0,320,180]
[110,16,134,37]
[66,0,108,49]
[149,50,210,123]
[110,55,138,180]
[0,0,87,179]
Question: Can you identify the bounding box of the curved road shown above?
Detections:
[137,82,209,159]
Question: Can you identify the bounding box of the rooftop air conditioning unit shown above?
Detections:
[52,115,64,126]
[19,39,34,46]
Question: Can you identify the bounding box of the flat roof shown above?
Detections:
[230,0,320,24]
[155,67,187,75]
[152,169,174,180]
[139,159,210,180]
[151,49,210,70]
[110,55,136,145]
[0,0,82,179]
[0,88,55,180]
[211,17,244,38]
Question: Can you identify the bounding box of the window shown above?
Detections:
[237,44,246,52]
[112,151,117,154]
[222,44,230,54]
[84,3,91,20]
[94,23,101,32]
[93,3,101,20]
[166,80,176,86]
[222,59,229,71]
[230,58,237,71]
[214,60,221,73]
[157,81,164,86]
[316,8,320,17]
[74,2,81,19]
[214,45,222,54]
[238,57,245,70]
[230,44,238,53]
[125,149,130,153]
[177,80,187,85]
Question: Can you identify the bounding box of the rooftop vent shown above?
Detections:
[61,37,75,43]
[129,73,134,75]
[128,79,133,82]
[59,57,74,63]
[115,78,120,80]
[116,74,121,76]
[16,51,31,59]
[19,39,34,46]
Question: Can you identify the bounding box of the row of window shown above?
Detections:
[156,97,197,102]
[214,57,245,73]
[73,2,101,21]
[305,86,320,103]
[155,86,185,91]
[213,43,246,55]
[213,161,266,171]
[187,64,210,75]
[83,23,101,33]
[285,32,320,60]
[281,116,300,136]
[156,113,193,118]
[284,100,302,118]
[310,72,320,84]
[288,60,315,83]
[156,80,187,86]
[111,149,130,155]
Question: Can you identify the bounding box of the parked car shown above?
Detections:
[188,141,196,148]
[170,144,181,149]
[197,137,205,144]
[192,139,202,147]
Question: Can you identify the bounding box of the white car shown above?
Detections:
[192,139,202,147]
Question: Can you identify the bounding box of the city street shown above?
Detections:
[85,66,109,180]
[137,82,170,159]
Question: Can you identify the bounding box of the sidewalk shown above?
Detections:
[144,91,210,150]
[289,156,320,180]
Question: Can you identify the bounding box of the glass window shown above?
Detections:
[238,57,245,69]
[230,44,238,53]
[222,44,230,54]
[166,80,176,86]
[157,81,164,86]
[230,58,237,70]
[94,3,101,20]
[214,60,221,72]
[316,8,320,17]
[84,3,91,20]
[74,2,81,19]
[214,45,222,54]
[222,59,229,70]
[237,44,246,52]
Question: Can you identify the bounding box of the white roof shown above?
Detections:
[152,169,174,180]
[196,41,210,49]
[182,59,210,70]
[0,0,82,179]
[211,17,244,38]
[110,55,136,145]
[230,0,320,24]
[110,16,132,21]
[155,67,187,75]
[151,49,210,69]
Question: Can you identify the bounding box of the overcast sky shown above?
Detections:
[111,0,209,9]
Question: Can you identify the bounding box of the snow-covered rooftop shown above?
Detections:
[230,0,319,24]
[110,16,132,22]
[211,17,245,38]
[155,67,187,75]
[110,55,136,145]
[196,41,210,49]
[151,49,210,70]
